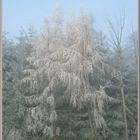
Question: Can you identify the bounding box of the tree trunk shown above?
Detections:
[88,108,95,137]
[120,75,129,140]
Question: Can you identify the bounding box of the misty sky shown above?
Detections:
[3,0,138,39]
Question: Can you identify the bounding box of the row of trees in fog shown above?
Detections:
[3,13,138,140]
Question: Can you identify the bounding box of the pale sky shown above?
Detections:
[3,0,138,39]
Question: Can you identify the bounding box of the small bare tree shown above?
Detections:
[107,16,129,140]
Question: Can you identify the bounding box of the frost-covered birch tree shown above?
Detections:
[20,13,115,139]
